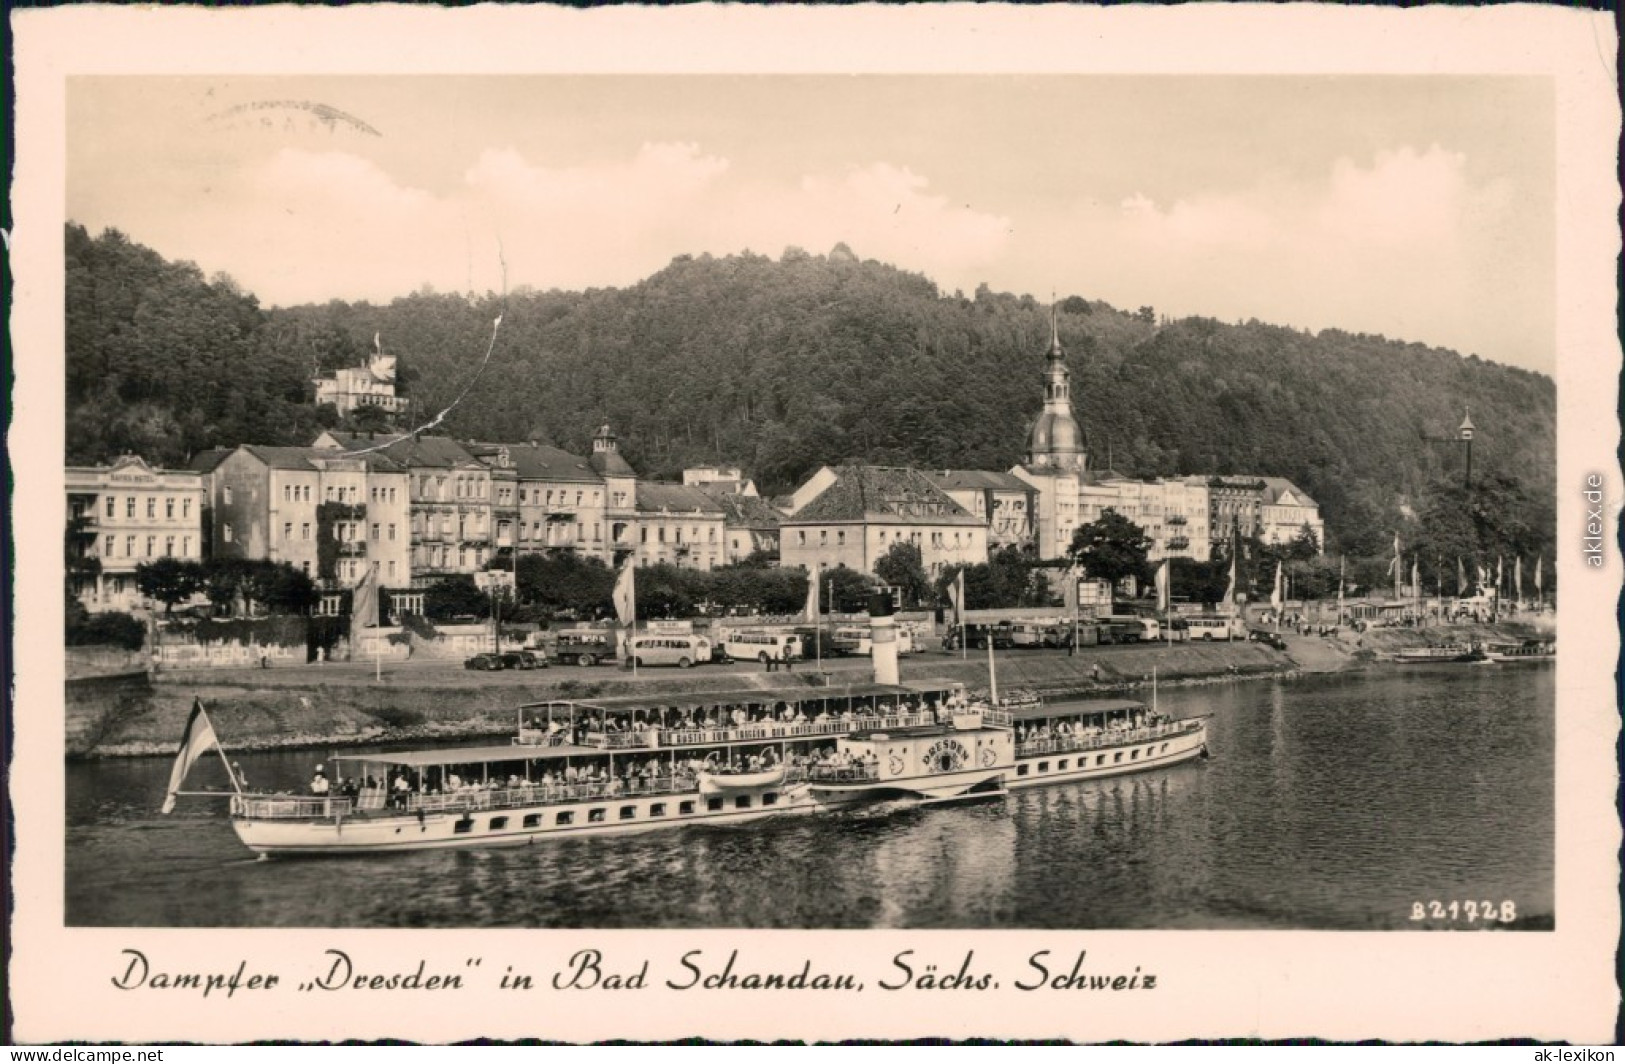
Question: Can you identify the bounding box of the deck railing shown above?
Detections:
[406,775,700,814]
[576,711,938,751]
[233,795,355,819]
[1014,720,1201,759]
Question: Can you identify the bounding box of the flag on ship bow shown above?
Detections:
[162,698,225,814]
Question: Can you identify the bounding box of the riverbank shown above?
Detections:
[66,621,1548,758]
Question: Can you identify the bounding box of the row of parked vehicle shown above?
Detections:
[944,614,1248,651]
[463,650,546,671]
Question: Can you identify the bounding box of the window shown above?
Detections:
[325,486,335,501]
[706,797,724,812]
[1113,752,1124,763]
[556,811,574,825]
[650,803,666,817]
[679,801,695,815]
[1017,764,1030,777]
[302,561,311,575]
[165,536,175,557]
[587,808,606,823]
[522,814,542,829]
[798,531,806,545]
[182,536,191,556]
[302,523,311,540]
[127,497,137,517]
[165,498,174,519]
[489,816,509,830]
[619,806,637,821]
[1131,749,1140,760]
[105,497,115,518]
[836,530,845,546]
[372,523,380,540]
[284,522,293,541]
[819,530,827,544]
[221,525,232,544]
[762,793,778,806]
[1038,761,1049,773]
[104,535,114,557]
[1058,759,1069,770]
[734,795,751,810]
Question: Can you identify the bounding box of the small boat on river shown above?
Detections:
[1394,643,1488,664]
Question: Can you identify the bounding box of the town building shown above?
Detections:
[1011,309,1086,560]
[1194,476,1267,545]
[312,342,408,416]
[682,465,757,495]
[1259,477,1325,552]
[701,489,783,564]
[780,465,988,576]
[589,424,641,562]
[196,445,410,591]
[924,470,1038,553]
[473,439,611,562]
[312,432,491,585]
[632,482,729,570]
[1078,474,1211,563]
[65,455,206,611]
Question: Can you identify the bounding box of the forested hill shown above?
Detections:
[65,225,1555,555]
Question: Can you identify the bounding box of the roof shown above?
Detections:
[1259,476,1318,508]
[468,441,602,484]
[188,448,232,474]
[635,481,726,515]
[589,449,637,478]
[1010,697,1145,721]
[700,489,783,528]
[925,470,1035,494]
[317,432,478,469]
[785,465,983,527]
[242,445,321,471]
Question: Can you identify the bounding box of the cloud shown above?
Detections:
[1021,144,1543,365]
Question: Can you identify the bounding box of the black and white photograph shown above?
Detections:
[11,3,1619,1045]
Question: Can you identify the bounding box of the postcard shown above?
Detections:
[8,3,1620,1044]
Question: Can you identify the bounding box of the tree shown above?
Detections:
[873,541,933,609]
[1067,509,1153,593]
[1287,523,1321,562]
[134,557,205,613]
[423,576,492,622]
[824,565,878,614]
[240,560,319,615]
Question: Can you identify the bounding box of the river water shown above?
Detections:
[66,667,1553,929]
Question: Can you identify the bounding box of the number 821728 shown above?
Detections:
[1410,900,1517,923]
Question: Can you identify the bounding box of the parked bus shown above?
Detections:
[944,622,1016,651]
[625,634,713,669]
[551,629,616,666]
[718,630,803,664]
[829,626,870,656]
[1103,615,1159,641]
[1185,616,1239,641]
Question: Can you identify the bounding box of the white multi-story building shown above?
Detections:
[66,455,206,611]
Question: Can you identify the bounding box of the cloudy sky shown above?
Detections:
[68,76,1554,373]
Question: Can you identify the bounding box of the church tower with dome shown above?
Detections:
[1025,305,1087,473]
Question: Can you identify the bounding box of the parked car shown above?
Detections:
[464,653,503,671]
[1249,629,1288,650]
[500,651,544,670]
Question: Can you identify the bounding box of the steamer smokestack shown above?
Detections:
[869,591,900,686]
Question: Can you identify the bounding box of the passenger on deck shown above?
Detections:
[310,766,330,796]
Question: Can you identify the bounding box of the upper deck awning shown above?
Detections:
[1008,698,1145,721]
[332,743,599,768]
